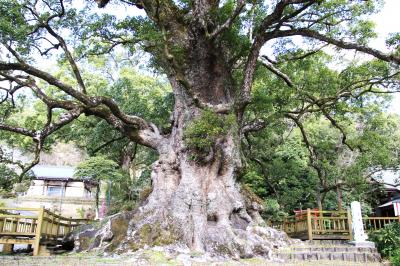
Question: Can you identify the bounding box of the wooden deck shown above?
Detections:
[272,209,400,240]
[0,207,91,256]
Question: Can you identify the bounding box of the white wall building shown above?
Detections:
[17,165,99,218]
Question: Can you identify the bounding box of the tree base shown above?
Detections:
[65,209,294,260]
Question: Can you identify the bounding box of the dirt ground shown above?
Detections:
[0,254,386,266]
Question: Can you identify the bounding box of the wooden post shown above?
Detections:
[2,218,19,254]
[11,218,18,233]
[55,216,60,239]
[42,212,47,241]
[283,218,288,233]
[347,208,353,241]
[307,208,313,240]
[33,207,44,256]
[50,213,55,239]
[0,216,4,233]
[66,217,72,234]
[30,218,36,233]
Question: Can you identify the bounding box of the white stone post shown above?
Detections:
[349,201,375,247]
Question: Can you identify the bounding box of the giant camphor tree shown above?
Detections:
[0,0,400,257]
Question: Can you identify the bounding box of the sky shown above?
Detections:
[370,0,400,114]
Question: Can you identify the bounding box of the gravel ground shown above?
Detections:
[0,254,386,266]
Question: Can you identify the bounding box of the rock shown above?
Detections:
[64,211,133,253]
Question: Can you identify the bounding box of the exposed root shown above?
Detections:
[66,150,294,260]
[66,208,293,260]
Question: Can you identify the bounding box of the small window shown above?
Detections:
[47,186,62,197]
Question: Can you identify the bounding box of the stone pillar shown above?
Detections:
[349,201,375,247]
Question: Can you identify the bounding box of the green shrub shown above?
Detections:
[0,188,15,198]
[76,207,85,219]
[390,249,400,266]
[369,223,400,259]
[184,109,235,159]
[0,164,19,194]
[13,180,30,193]
[261,198,288,223]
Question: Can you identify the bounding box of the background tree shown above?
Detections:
[74,155,125,215]
[0,163,19,197]
[0,0,399,257]
[244,105,400,221]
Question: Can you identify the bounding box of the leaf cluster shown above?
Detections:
[184,110,235,158]
[74,155,123,182]
[0,163,19,192]
[369,223,400,259]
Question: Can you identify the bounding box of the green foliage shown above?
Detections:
[390,249,400,266]
[0,1,35,54]
[243,107,400,214]
[242,127,317,213]
[184,110,235,158]
[13,180,30,194]
[0,164,19,193]
[74,156,123,182]
[242,45,400,213]
[386,32,400,55]
[75,155,151,215]
[369,223,400,261]
[261,198,288,223]
[107,169,151,215]
[76,207,85,219]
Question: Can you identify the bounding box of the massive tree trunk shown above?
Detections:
[125,44,284,256]
[73,30,291,258]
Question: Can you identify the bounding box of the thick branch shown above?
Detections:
[273,29,400,64]
[238,1,317,115]
[0,124,35,138]
[209,0,246,39]
[23,1,87,93]
[285,113,316,161]
[0,70,163,150]
[0,62,150,130]
[241,119,268,134]
[0,62,92,104]
[260,56,294,87]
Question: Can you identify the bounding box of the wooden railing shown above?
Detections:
[0,207,91,256]
[363,216,400,231]
[272,208,399,241]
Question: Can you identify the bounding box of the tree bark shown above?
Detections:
[131,74,269,254]
[89,37,292,257]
